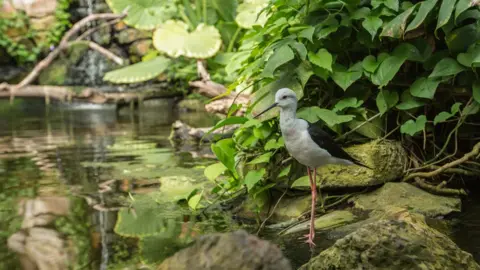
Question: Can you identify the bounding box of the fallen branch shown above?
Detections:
[412,178,467,196]
[71,41,123,65]
[403,141,480,182]
[8,11,128,102]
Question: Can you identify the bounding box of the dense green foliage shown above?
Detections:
[0,0,71,64]
[204,0,480,209]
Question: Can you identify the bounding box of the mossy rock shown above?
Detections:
[316,139,407,189]
[350,182,461,217]
[299,217,480,270]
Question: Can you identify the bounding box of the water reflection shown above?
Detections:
[0,98,219,269]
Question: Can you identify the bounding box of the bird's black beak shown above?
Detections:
[254,103,278,119]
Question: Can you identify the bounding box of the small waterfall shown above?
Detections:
[86,0,99,86]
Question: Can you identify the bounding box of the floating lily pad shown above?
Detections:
[103,56,172,84]
[235,0,270,29]
[106,0,177,30]
[153,20,222,59]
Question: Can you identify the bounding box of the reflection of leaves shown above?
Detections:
[140,235,186,264]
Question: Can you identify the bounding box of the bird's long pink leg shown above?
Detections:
[304,167,316,248]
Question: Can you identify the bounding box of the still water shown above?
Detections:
[1,98,480,270]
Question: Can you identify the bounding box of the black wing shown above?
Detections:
[307,123,370,169]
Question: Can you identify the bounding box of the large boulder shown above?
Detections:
[350,182,461,217]
[317,140,407,188]
[299,212,480,270]
[157,230,292,270]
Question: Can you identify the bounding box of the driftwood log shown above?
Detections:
[169,120,238,144]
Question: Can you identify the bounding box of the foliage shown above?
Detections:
[104,0,268,85]
[104,56,172,83]
[0,0,71,64]
[206,0,480,207]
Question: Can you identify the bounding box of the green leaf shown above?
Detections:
[296,107,321,123]
[380,5,417,38]
[406,0,437,32]
[372,55,407,87]
[473,80,480,104]
[278,164,291,178]
[316,108,356,127]
[445,23,480,53]
[362,55,381,73]
[103,56,171,84]
[429,58,465,78]
[332,64,363,90]
[235,0,269,29]
[371,0,399,11]
[290,42,308,61]
[396,91,426,110]
[244,168,266,191]
[409,77,441,99]
[106,0,177,30]
[153,20,222,59]
[291,176,310,188]
[362,16,383,40]
[400,115,427,136]
[298,26,315,43]
[211,138,237,175]
[296,61,314,88]
[188,191,203,210]
[334,97,363,112]
[308,49,333,72]
[262,45,295,78]
[376,90,399,114]
[433,102,462,125]
[457,44,480,67]
[454,0,477,21]
[248,152,273,164]
[139,236,184,264]
[436,0,457,34]
[318,25,339,39]
[211,0,237,21]
[347,118,384,139]
[265,138,284,150]
[204,162,227,181]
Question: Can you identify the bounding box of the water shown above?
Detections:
[1,98,480,269]
[0,98,224,269]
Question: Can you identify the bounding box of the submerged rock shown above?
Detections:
[317,140,407,188]
[281,210,357,235]
[299,212,480,270]
[157,230,292,270]
[350,182,461,217]
[271,195,311,222]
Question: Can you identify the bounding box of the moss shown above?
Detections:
[38,59,68,85]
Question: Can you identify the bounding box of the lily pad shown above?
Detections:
[153,20,222,59]
[103,56,172,83]
[106,0,177,30]
[235,0,270,29]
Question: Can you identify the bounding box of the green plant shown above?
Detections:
[0,0,71,64]
[206,0,480,209]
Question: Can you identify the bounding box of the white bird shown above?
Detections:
[254,88,369,247]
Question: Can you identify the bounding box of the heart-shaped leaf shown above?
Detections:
[153,20,222,59]
[211,138,237,175]
[262,45,295,78]
[308,49,333,72]
[400,115,427,136]
[332,63,363,91]
[396,90,426,110]
[204,162,227,182]
[334,97,363,112]
[429,57,465,78]
[376,90,399,114]
[457,44,480,67]
[362,16,383,40]
[409,77,441,99]
[244,168,266,191]
[433,102,462,125]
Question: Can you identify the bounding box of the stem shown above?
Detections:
[203,0,207,24]
[227,27,242,52]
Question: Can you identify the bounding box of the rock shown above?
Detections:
[38,59,68,85]
[350,182,461,217]
[30,15,55,30]
[299,214,480,270]
[317,139,407,189]
[116,28,150,44]
[281,210,357,235]
[129,40,153,57]
[177,99,206,112]
[271,195,311,222]
[11,0,57,17]
[8,227,75,270]
[170,120,238,144]
[157,230,292,270]
[18,196,70,228]
[92,26,112,46]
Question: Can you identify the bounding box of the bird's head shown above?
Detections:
[254,88,298,118]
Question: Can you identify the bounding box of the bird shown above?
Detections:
[254,88,370,248]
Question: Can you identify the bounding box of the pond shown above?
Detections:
[1,98,480,270]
